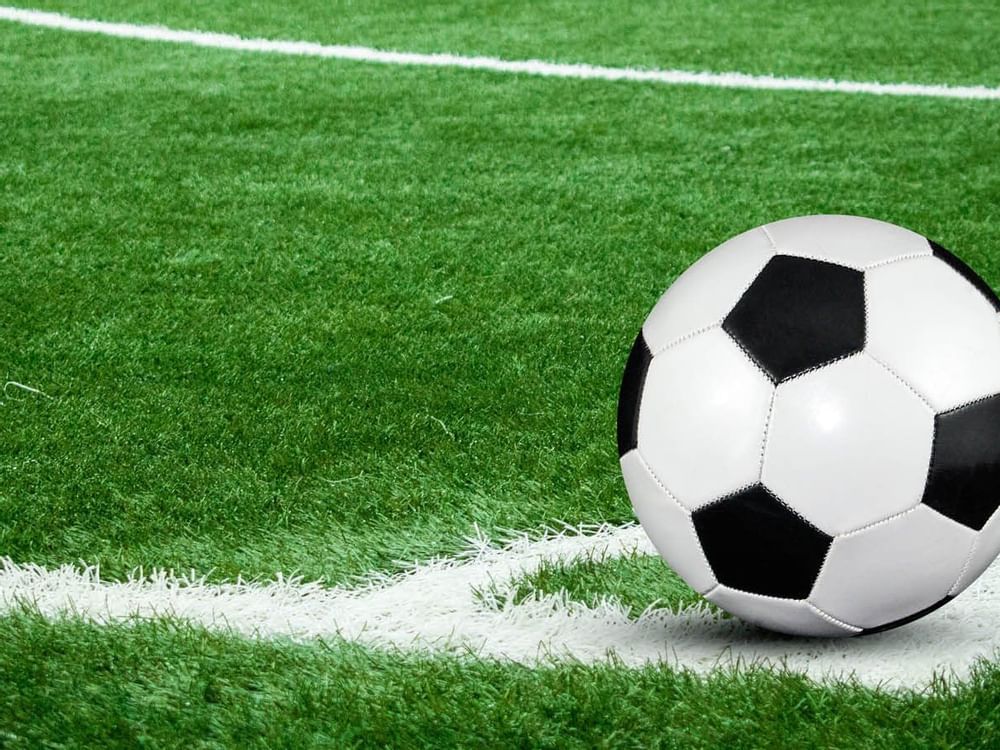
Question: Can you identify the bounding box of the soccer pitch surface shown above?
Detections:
[3,1,1000,745]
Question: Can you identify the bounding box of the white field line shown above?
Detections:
[2,522,999,689]
[2,6,1000,101]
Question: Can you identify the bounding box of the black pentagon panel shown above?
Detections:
[922,393,1000,530]
[617,331,652,457]
[931,240,1000,314]
[857,595,953,637]
[692,484,832,599]
[722,255,865,382]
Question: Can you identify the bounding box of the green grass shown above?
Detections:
[1,612,999,749]
[500,553,718,616]
[3,3,1000,746]
[17,0,1000,86]
[3,21,999,585]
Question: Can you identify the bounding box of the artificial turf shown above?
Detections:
[3,19,998,584]
[2,2,1000,746]
[17,0,1000,86]
[2,612,999,749]
[501,552,716,617]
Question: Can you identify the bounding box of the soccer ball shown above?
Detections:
[618,215,1000,636]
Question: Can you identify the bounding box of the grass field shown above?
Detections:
[2,1,1000,746]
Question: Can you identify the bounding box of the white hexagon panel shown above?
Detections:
[764,214,932,270]
[866,254,1000,413]
[762,353,934,536]
[810,505,976,631]
[706,586,857,637]
[641,226,774,355]
[635,327,774,510]
[950,505,1000,595]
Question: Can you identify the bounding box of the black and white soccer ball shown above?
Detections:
[618,215,1000,636]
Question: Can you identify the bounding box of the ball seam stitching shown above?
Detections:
[863,248,932,270]
[650,322,718,358]
[804,602,862,633]
[634,449,718,593]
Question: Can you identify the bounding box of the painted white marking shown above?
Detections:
[1,6,999,101]
[2,523,999,688]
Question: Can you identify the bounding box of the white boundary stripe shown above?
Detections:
[3,522,999,688]
[2,6,1000,101]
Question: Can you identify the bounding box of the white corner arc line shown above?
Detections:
[2,6,999,101]
[2,521,1000,689]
